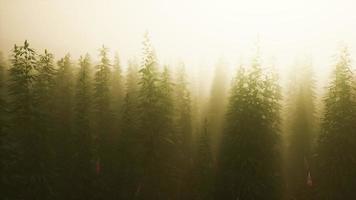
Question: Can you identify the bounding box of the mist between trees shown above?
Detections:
[0,35,355,200]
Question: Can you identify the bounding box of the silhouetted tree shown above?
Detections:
[135,33,176,199]
[8,41,54,199]
[192,119,214,200]
[0,51,11,199]
[316,47,356,200]
[217,53,282,200]
[174,63,194,199]
[117,58,141,199]
[52,53,75,199]
[93,46,116,199]
[72,54,95,199]
[111,53,124,124]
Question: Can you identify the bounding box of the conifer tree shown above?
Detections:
[136,33,175,199]
[136,32,162,199]
[174,63,193,198]
[157,65,178,197]
[33,49,56,138]
[8,41,53,199]
[316,47,356,199]
[93,46,116,198]
[111,53,124,123]
[217,54,282,200]
[175,64,192,153]
[0,51,10,199]
[117,58,141,199]
[32,49,57,197]
[159,66,174,134]
[192,119,214,200]
[52,53,75,198]
[121,58,140,137]
[72,54,94,199]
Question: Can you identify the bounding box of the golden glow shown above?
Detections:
[1,0,356,78]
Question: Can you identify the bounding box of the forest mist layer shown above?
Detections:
[0,33,356,200]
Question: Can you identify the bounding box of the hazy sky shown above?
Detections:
[1,0,356,79]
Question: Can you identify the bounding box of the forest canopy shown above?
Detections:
[0,35,355,200]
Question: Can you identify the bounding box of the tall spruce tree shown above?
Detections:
[158,65,178,198]
[121,58,140,138]
[92,46,115,198]
[217,54,282,199]
[52,53,75,199]
[316,47,356,199]
[8,41,53,199]
[136,33,175,199]
[72,54,94,199]
[33,49,57,198]
[191,118,214,200]
[117,58,141,199]
[0,51,11,199]
[33,49,56,143]
[174,63,193,199]
[111,53,124,124]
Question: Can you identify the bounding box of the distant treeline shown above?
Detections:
[0,35,355,200]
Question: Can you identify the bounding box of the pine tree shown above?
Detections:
[8,41,53,199]
[121,58,140,137]
[175,64,192,154]
[192,119,214,200]
[174,63,193,199]
[93,46,116,198]
[157,65,178,198]
[217,54,282,200]
[111,53,124,124]
[72,53,94,199]
[316,47,356,199]
[135,33,176,199]
[117,58,141,199]
[33,49,56,141]
[52,53,75,199]
[0,51,11,199]
[159,66,174,134]
[136,32,162,199]
[32,49,57,197]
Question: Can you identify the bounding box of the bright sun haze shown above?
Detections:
[1,0,356,77]
[2,1,356,199]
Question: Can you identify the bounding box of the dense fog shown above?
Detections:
[1,0,356,199]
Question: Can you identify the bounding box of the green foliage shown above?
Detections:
[174,64,194,199]
[34,49,56,133]
[175,64,192,152]
[117,58,141,199]
[93,46,117,198]
[316,47,356,199]
[191,119,214,200]
[111,53,124,121]
[136,33,176,199]
[2,39,356,200]
[8,40,54,199]
[52,53,75,199]
[217,55,282,200]
[72,54,95,199]
[0,51,11,199]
